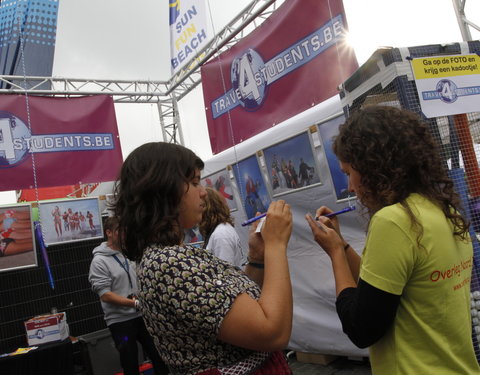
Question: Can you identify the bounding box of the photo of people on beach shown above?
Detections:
[38,197,103,246]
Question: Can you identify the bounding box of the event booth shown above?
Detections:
[1,0,479,370]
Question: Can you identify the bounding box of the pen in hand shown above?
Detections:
[315,205,356,220]
[241,212,267,226]
[243,205,356,226]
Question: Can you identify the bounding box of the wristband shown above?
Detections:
[247,258,264,269]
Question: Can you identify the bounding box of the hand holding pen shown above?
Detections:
[246,201,292,265]
[242,205,356,226]
[308,204,356,239]
[241,212,267,226]
[315,205,356,220]
[314,205,355,233]
[305,205,355,257]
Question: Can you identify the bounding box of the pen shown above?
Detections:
[241,212,267,226]
[316,205,356,220]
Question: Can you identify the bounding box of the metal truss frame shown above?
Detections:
[452,0,480,41]
[0,75,170,103]
[158,96,184,145]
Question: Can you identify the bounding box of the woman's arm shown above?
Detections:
[305,213,357,296]
[218,200,293,351]
[243,219,267,286]
[344,244,361,281]
[100,291,137,308]
[336,279,400,348]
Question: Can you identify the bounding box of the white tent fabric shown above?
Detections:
[202,95,369,356]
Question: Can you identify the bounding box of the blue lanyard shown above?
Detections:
[112,254,133,289]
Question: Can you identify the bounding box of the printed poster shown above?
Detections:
[411,54,480,118]
[0,95,123,192]
[201,0,358,154]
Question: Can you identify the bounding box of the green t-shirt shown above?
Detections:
[360,194,479,374]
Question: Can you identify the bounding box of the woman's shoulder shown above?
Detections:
[212,222,239,237]
[145,243,189,253]
[374,194,440,224]
[216,222,236,231]
[143,243,208,261]
[143,243,180,260]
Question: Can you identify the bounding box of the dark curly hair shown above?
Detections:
[199,187,234,243]
[113,142,204,261]
[333,105,469,241]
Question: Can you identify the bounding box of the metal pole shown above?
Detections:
[172,96,185,145]
[452,0,473,41]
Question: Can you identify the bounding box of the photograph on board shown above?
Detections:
[0,203,37,272]
[201,169,238,212]
[183,226,204,247]
[38,197,103,246]
[263,131,321,197]
[318,115,355,201]
[232,155,271,219]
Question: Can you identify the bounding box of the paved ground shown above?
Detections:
[288,353,372,375]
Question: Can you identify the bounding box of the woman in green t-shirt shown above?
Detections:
[306,105,480,374]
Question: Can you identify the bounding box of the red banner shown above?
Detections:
[201,0,358,154]
[0,95,123,191]
[17,183,102,202]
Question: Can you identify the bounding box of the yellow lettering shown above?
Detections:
[174,24,197,50]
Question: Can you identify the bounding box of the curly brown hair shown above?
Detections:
[333,105,469,240]
[113,142,204,261]
[199,187,234,242]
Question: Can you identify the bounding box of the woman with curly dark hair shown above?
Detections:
[199,187,246,268]
[114,142,293,375]
[306,106,479,374]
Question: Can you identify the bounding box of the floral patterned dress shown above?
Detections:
[138,244,268,375]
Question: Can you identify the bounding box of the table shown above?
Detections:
[0,338,74,375]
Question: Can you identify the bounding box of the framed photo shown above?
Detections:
[262,131,321,197]
[38,197,104,246]
[201,169,238,212]
[232,155,271,219]
[183,226,203,246]
[317,115,355,202]
[0,203,37,272]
